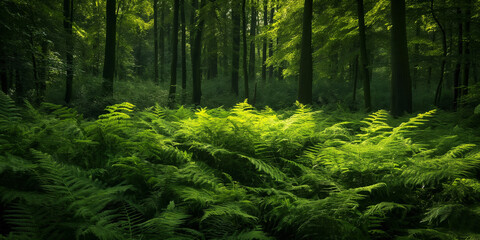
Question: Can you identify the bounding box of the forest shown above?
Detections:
[1,0,480,239]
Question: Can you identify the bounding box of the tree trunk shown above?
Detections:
[159,3,165,83]
[180,0,187,103]
[431,0,447,106]
[0,48,7,94]
[154,0,159,83]
[452,7,462,111]
[249,3,256,82]
[269,7,275,80]
[390,0,412,116]
[168,0,179,108]
[102,0,116,97]
[207,0,218,80]
[231,1,240,95]
[38,41,48,103]
[462,0,471,98]
[192,0,205,105]
[356,0,371,111]
[242,0,249,100]
[262,0,268,82]
[352,55,359,102]
[298,0,313,105]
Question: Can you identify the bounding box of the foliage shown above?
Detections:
[1,93,480,239]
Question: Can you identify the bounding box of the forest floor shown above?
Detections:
[1,94,480,240]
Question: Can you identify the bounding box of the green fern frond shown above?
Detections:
[0,92,21,123]
[238,154,286,181]
[391,109,436,136]
[444,144,477,158]
[200,203,258,223]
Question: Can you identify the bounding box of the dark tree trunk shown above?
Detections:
[462,0,471,98]
[452,7,462,111]
[352,55,359,102]
[356,0,371,111]
[168,0,180,108]
[231,1,240,95]
[15,69,23,102]
[160,3,165,83]
[0,49,7,94]
[248,3,256,82]
[102,0,116,97]
[269,7,275,80]
[180,0,187,103]
[192,0,205,105]
[207,0,218,80]
[29,35,40,103]
[390,0,412,116]
[413,23,420,89]
[63,0,74,103]
[154,0,159,83]
[431,0,447,106]
[262,0,267,82]
[242,0,249,100]
[38,41,48,103]
[298,0,313,105]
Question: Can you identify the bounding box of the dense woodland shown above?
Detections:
[1,0,480,239]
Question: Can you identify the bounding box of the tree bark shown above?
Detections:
[102,0,116,97]
[242,0,249,100]
[168,0,180,108]
[269,7,274,80]
[231,1,240,95]
[262,0,268,82]
[192,0,205,105]
[390,0,412,116]
[180,0,187,103]
[298,0,313,105]
[453,7,462,111]
[154,0,159,83]
[0,48,7,94]
[356,0,371,111]
[431,0,447,106]
[462,0,471,98]
[159,2,165,83]
[249,2,256,82]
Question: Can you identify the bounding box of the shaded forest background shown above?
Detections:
[0,0,479,116]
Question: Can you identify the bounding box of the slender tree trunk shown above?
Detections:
[249,3,256,82]
[0,48,7,94]
[231,1,240,95]
[29,35,40,103]
[168,0,179,108]
[192,0,205,105]
[159,3,165,83]
[180,0,187,103]
[352,55,359,102]
[262,0,268,82]
[298,0,313,105]
[38,41,48,102]
[15,68,23,102]
[207,0,218,80]
[390,0,412,116]
[102,0,116,97]
[242,0,249,100]
[453,7,462,110]
[431,0,447,106]
[356,0,371,111]
[462,0,471,98]
[154,0,159,83]
[413,23,420,89]
[269,7,275,80]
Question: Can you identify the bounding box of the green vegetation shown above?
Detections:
[1,0,480,238]
[1,92,480,239]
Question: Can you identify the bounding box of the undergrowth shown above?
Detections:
[1,93,480,240]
